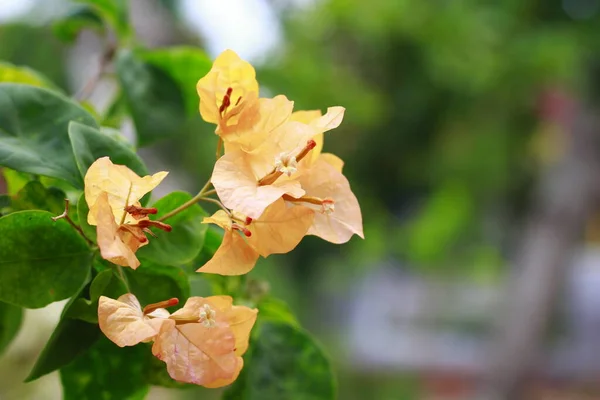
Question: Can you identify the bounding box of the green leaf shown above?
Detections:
[60,336,149,400]
[256,297,300,328]
[124,262,190,307]
[101,91,129,128]
[194,226,223,267]
[116,50,186,147]
[0,83,98,188]
[141,46,212,115]
[53,6,105,43]
[0,62,59,90]
[65,268,126,323]
[25,279,100,382]
[223,321,336,400]
[11,181,66,214]
[68,121,147,179]
[2,169,31,195]
[76,0,130,40]
[0,302,23,356]
[0,211,93,308]
[77,193,97,243]
[137,191,208,266]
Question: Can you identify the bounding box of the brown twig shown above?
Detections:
[52,199,94,245]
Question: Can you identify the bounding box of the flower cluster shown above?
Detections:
[90,49,363,387]
[196,50,364,275]
[98,294,257,387]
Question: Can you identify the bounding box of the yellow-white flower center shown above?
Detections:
[274,152,298,177]
[322,200,335,215]
[199,304,216,327]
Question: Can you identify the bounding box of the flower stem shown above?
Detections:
[52,199,94,246]
[197,197,231,215]
[116,265,131,293]
[158,179,213,222]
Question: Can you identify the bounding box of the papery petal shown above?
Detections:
[318,152,344,173]
[93,192,141,269]
[85,157,168,225]
[202,358,244,388]
[152,318,240,386]
[212,151,304,219]
[197,49,259,127]
[227,95,294,151]
[311,106,345,132]
[98,294,165,347]
[202,210,232,230]
[247,199,314,257]
[176,296,258,357]
[197,231,259,275]
[297,159,363,243]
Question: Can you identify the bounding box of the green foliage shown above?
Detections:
[0,84,97,188]
[116,50,186,147]
[0,211,93,308]
[224,321,336,400]
[11,181,65,214]
[60,337,149,400]
[141,47,212,115]
[137,192,208,266]
[0,62,60,90]
[68,121,147,179]
[53,6,104,43]
[76,0,131,41]
[0,302,22,356]
[124,262,189,308]
[77,193,97,242]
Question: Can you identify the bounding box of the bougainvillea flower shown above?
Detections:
[85,156,168,225]
[153,296,257,387]
[84,157,171,269]
[197,200,313,275]
[290,156,363,244]
[98,294,174,347]
[98,294,257,388]
[211,107,345,219]
[197,49,260,136]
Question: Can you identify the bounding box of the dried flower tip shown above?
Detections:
[245,216,253,225]
[295,139,317,163]
[125,205,158,220]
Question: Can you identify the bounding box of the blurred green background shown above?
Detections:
[3,0,600,399]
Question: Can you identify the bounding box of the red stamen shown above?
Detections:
[166,298,179,307]
[306,139,317,150]
[233,223,252,237]
[137,220,172,232]
[245,216,253,225]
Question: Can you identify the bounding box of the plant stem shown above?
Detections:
[158,179,213,222]
[52,199,94,246]
[197,197,231,215]
[116,265,131,293]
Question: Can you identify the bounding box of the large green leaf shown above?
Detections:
[60,336,149,400]
[25,277,100,382]
[116,50,186,147]
[223,321,336,400]
[0,211,93,308]
[0,302,23,356]
[141,46,212,115]
[124,262,189,308]
[68,121,147,179]
[11,181,65,214]
[137,191,207,266]
[0,83,98,187]
[0,62,60,90]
